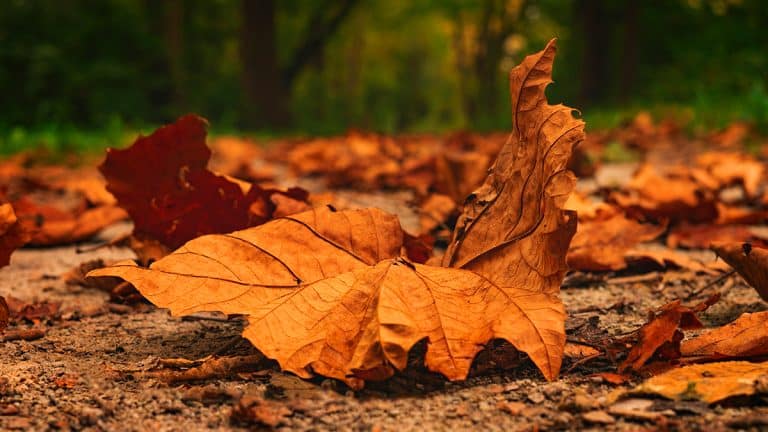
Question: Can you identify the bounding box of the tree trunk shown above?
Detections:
[577,0,611,106]
[239,0,291,129]
[164,0,186,111]
[620,0,639,102]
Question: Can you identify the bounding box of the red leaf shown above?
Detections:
[99,114,308,249]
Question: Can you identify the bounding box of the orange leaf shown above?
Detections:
[619,296,718,373]
[681,311,768,359]
[0,202,31,267]
[633,361,768,404]
[568,212,664,271]
[90,40,581,386]
[711,242,768,301]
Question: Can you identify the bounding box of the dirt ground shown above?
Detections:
[2,168,768,431]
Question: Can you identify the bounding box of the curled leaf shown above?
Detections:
[711,242,768,302]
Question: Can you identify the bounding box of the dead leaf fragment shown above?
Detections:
[711,242,768,301]
[232,395,292,427]
[681,311,768,359]
[619,296,718,373]
[633,361,768,404]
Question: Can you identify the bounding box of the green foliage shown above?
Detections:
[0,0,766,143]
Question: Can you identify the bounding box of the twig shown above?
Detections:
[685,270,735,300]
[75,233,130,253]
[2,328,45,341]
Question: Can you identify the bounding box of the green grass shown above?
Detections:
[3,90,768,159]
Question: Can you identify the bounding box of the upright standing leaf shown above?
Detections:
[443,39,583,377]
[711,242,768,301]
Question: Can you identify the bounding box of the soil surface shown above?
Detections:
[1,166,767,431]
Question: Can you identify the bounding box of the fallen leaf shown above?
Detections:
[99,114,308,251]
[6,296,61,322]
[711,242,768,301]
[696,151,764,200]
[632,361,768,404]
[0,202,31,267]
[610,164,718,223]
[567,212,664,271]
[619,296,718,373]
[442,38,584,378]
[90,40,583,386]
[0,296,8,333]
[564,342,601,359]
[12,198,127,246]
[582,410,616,425]
[681,311,768,359]
[231,395,292,427]
[148,355,264,384]
[623,248,716,274]
[433,151,492,202]
[667,224,768,249]
[30,166,117,206]
[563,191,614,220]
[593,372,630,385]
[708,122,751,148]
[418,194,456,234]
[608,398,670,420]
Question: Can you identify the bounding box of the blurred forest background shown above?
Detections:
[1,0,767,153]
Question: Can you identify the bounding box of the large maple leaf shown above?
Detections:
[90,40,584,387]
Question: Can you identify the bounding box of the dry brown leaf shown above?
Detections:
[623,248,716,274]
[433,151,492,202]
[418,194,456,234]
[696,151,764,200]
[0,202,31,267]
[632,361,768,404]
[619,296,718,373]
[0,296,8,333]
[90,40,582,386]
[681,311,768,359]
[12,199,127,246]
[563,192,615,220]
[89,207,569,387]
[568,212,664,271]
[667,224,768,249]
[30,166,117,206]
[711,242,768,301]
[610,164,718,223]
[232,395,292,427]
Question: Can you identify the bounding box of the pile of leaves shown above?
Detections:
[1,40,768,407]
